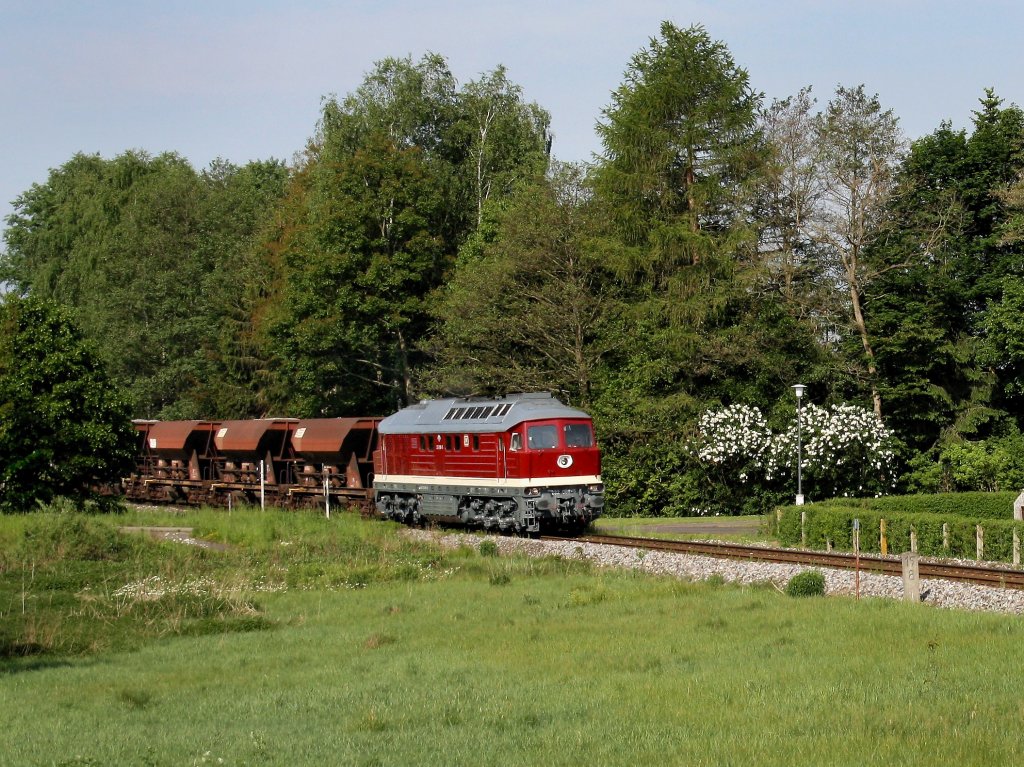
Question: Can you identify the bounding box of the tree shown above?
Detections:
[265,54,552,415]
[1,151,288,419]
[590,22,770,406]
[811,85,905,418]
[425,164,617,405]
[587,23,825,516]
[864,92,1024,452]
[756,88,830,319]
[593,22,762,266]
[0,295,136,511]
[456,66,551,227]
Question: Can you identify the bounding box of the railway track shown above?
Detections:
[542,533,1024,590]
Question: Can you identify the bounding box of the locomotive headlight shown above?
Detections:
[588,483,604,493]
[524,487,541,497]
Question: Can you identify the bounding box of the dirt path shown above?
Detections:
[639,520,763,537]
[119,526,230,551]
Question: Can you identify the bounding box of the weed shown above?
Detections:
[364,633,397,650]
[478,539,499,557]
[568,585,608,607]
[489,569,512,586]
[785,570,826,597]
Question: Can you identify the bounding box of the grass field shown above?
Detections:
[3,509,1024,766]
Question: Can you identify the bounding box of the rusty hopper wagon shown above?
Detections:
[124,417,380,509]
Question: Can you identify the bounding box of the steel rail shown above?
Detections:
[541,533,1024,590]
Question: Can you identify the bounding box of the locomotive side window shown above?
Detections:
[510,433,522,451]
[564,423,594,448]
[527,424,558,450]
[473,435,480,451]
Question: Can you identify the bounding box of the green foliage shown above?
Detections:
[784,570,825,597]
[0,295,136,512]
[7,33,1024,521]
[867,92,1024,452]
[813,491,1016,520]
[0,152,288,419]
[901,433,1024,493]
[478,539,499,557]
[263,54,552,415]
[425,165,617,403]
[777,495,1024,562]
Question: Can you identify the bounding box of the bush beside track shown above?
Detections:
[812,491,1017,520]
[777,491,1024,562]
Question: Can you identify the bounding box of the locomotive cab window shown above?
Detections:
[527,424,559,450]
[509,433,522,451]
[564,423,594,448]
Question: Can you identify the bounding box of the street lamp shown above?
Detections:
[792,384,806,506]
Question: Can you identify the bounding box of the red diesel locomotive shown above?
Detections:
[123,393,604,533]
[374,392,604,533]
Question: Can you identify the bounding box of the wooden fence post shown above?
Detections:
[880,519,888,556]
[801,511,806,547]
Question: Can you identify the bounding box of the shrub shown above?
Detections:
[776,495,1024,563]
[692,401,899,515]
[785,570,825,597]
[478,539,499,558]
[815,492,1016,520]
[901,433,1024,493]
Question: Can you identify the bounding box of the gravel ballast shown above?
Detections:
[406,529,1024,614]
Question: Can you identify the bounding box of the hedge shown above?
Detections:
[812,491,1017,521]
[777,504,1024,563]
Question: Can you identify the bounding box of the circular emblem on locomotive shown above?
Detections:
[557,454,573,468]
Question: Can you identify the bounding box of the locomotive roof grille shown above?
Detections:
[381,393,591,435]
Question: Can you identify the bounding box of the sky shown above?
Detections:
[2,0,1023,240]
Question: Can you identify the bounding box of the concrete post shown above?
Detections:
[1015,529,1021,567]
[942,523,949,552]
[801,511,806,547]
[1015,490,1024,521]
[976,525,984,561]
[901,552,921,603]
[910,529,918,554]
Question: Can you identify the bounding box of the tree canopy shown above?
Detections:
[4,32,1024,514]
[0,295,136,511]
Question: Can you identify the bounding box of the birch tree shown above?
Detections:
[811,85,905,417]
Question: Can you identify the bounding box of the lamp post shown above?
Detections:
[792,384,806,506]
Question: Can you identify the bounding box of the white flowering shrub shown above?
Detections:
[695,404,774,482]
[693,401,898,511]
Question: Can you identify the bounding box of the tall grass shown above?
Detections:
[2,509,1024,765]
[0,508,458,665]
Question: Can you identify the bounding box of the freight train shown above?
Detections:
[124,392,604,534]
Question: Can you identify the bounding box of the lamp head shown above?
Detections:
[792,383,806,399]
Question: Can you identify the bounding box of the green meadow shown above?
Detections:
[2,509,1023,766]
